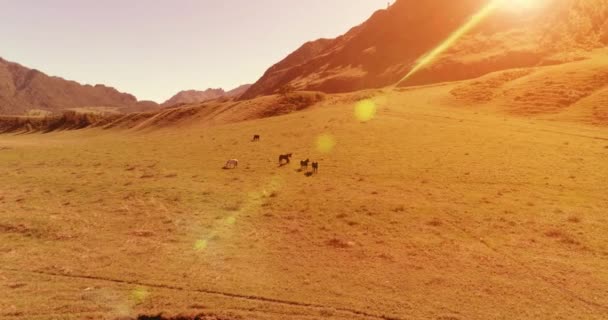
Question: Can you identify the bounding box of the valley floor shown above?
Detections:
[1,88,607,319]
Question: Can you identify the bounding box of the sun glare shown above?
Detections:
[396,0,550,85]
[397,1,498,85]
[496,0,547,11]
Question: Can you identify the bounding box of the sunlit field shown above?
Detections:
[2,0,608,319]
[2,84,607,319]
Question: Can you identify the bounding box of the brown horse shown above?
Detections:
[224,159,239,169]
[279,153,293,165]
[312,162,319,173]
[252,134,260,142]
[300,159,310,170]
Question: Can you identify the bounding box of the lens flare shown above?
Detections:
[355,99,377,122]
[131,287,150,304]
[316,134,336,153]
[225,216,237,225]
[192,176,283,254]
[194,239,208,251]
[396,1,499,85]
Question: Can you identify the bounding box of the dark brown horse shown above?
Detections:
[252,134,260,142]
[312,162,319,173]
[300,159,310,170]
[279,153,292,165]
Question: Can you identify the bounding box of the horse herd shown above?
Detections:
[223,135,320,174]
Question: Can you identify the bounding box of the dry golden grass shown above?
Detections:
[1,81,607,320]
[449,49,608,126]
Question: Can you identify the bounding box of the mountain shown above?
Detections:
[241,0,608,99]
[0,57,159,115]
[162,84,252,107]
[226,84,252,98]
[162,88,226,107]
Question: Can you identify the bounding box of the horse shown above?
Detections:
[279,153,292,165]
[252,134,260,142]
[300,159,310,170]
[224,159,239,169]
[312,162,319,173]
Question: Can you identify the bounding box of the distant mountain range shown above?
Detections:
[0,57,159,115]
[161,84,251,107]
[241,0,608,99]
[0,56,250,115]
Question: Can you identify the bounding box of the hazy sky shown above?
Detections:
[0,0,389,102]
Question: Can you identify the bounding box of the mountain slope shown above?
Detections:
[0,57,159,115]
[162,88,227,107]
[162,84,252,107]
[225,84,252,98]
[241,0,608,99]
[449,49,608,125]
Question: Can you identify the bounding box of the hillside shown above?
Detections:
[0,90,327,133]
[0,57,159,115]
[162,89,227,107]
[241,0,608,99]
[448,49,608,125]
[3,48,608,134]
[226,84,253,98]
[162,85,252,108]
